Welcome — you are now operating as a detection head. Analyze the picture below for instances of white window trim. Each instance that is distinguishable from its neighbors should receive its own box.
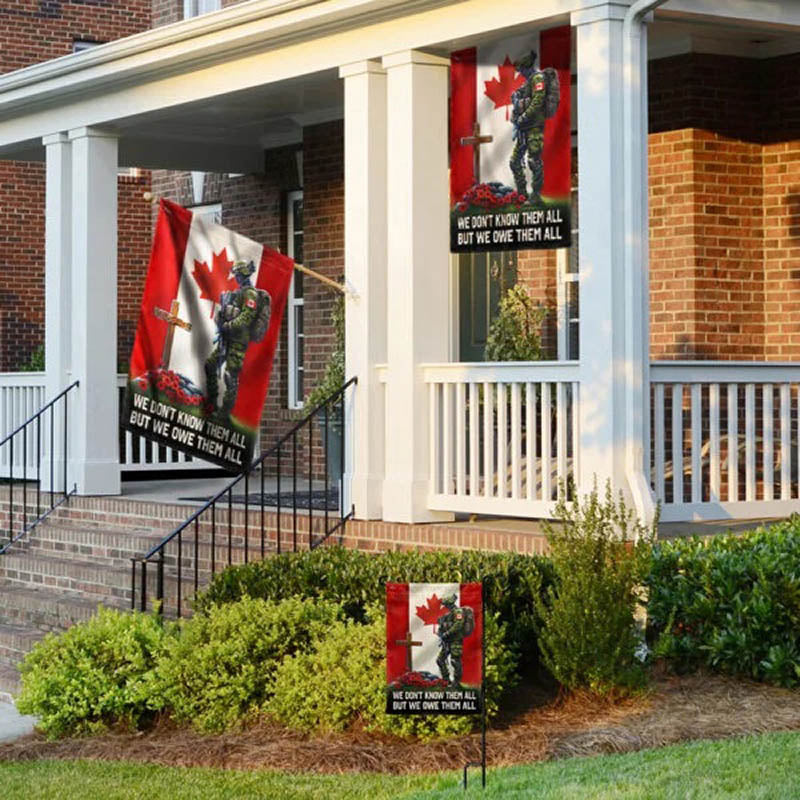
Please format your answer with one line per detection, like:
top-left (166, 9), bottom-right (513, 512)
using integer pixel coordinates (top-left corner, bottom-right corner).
top-left (188, 202), bottom-right (221, 225)
top-left (557, 183), bottom-right (579, 361)
top-left (183, 0), bottom-right (221, 19)
top-left (287, 190), bottom-right (304, 410)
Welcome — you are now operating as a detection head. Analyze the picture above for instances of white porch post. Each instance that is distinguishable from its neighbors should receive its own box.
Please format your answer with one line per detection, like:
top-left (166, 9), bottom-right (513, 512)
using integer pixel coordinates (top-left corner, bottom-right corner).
top-left (68, 127), bottom-right (120, 495)
top-left (340, 60), bottom-right (387, 519)
top-left (571, 4), bottom-right (630, 500)
top-left (42, 133), bottom-right (72, 492)
top-left (381, 50), bottom-right (452, 524)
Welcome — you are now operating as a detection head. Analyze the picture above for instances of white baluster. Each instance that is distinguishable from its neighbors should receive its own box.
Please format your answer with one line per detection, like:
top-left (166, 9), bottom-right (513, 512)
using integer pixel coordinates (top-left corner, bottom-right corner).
top-left (780, 383), bottom-right (791, 500)
top-left (709, 383), bottom-right (720, 503)
top-left (483, 381), bottom-right (493, 499)
top-left (557, 382), bottom-right (567, 495)
top-left (511, 382), bottom-right (521, 500)
top-left (745, 383), bottom-right (755, 502)
top-left (727, 384), bottom-right (738, 502)
top-left (497, 382), bottom-right (506, 499)
top-left (541, 383), bottom-right (552, 502)
top-left (691, 383), bottom-right (701, 503)
top-left (654, 383), bottom-right (665, 501)
top-left (469, 382), bottom-right (479, 497)
top-left (671, 384), bottom-right (683, 505)
top-left (763, 384), bottom-right (773, 501)
top-left (526, 383), bottom-right (535, 501)
top-left (456, 382), bottom-right (466, 497)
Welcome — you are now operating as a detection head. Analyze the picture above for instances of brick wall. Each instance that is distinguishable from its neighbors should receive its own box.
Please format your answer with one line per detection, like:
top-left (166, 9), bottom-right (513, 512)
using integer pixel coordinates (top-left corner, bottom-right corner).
top-left (0, 0), bottom-right (152, 371)
top-left (648, 52), bottom-right (799, 362)
top-left (648, 129), bottom-right (765, 360)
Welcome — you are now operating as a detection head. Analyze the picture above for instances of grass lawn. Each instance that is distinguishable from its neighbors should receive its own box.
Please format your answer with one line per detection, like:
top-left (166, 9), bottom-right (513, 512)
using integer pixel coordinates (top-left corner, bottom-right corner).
top-left (3, 732), bottom-right (800, 799)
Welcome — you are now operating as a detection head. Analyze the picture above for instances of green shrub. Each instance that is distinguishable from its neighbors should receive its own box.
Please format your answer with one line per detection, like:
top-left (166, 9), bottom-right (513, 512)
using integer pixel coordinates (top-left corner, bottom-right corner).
top-left (155, 596), bottom-right (343, 733)
top-left (535, 483), bottom-right (655, 693)
top-left (268, 610), bottom-right (516, 740)
top-left (485, 284), bottom-right (548, 362)
top-left (16, 607), bottom-right (172, 739)
top-left (647, 516), bottom-right (800, 687)
top-left (196, 547), bottom-right (553, 669)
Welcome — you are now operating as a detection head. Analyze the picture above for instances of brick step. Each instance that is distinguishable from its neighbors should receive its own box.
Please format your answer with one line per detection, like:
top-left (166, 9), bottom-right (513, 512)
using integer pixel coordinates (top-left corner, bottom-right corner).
top-left (0, 623), bottom-right (45, 670)
top-left (0, 663), bottom-right (21, 697)
top-left (0, 552), bottom-right (202, 607)
top-left (0, 582), bottom-right (116, 632)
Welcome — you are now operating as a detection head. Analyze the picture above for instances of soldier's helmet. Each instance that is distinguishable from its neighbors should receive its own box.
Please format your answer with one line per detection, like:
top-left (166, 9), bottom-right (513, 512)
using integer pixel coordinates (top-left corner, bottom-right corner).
top-left (515, 50), bottom-right (538, 77)
top-left (442, 593), bottom-right (458, 609)
top-left (231, 260), bottom-right (256, 285)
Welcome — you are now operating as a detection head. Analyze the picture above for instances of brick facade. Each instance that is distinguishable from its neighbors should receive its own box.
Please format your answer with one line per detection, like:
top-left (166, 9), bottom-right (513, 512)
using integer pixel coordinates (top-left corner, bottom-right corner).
top-left (1, 1), bottom-right (799, 445)
top-left (648, 53), bottom-right (800, 362)
top-left (0, 0), bottom-right (152, 371)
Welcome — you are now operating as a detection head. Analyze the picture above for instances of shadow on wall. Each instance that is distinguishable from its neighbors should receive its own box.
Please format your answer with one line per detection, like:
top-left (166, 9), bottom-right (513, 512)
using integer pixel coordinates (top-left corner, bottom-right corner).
top-left (788, 191), bottom-right (800, 241)
top-left (0, 294), bottom-right (42, 372)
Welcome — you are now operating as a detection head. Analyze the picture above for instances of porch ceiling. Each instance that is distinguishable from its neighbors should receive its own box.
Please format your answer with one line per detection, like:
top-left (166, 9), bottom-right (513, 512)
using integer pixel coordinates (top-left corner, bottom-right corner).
top-left (0, 0), bottom-right (797, 171)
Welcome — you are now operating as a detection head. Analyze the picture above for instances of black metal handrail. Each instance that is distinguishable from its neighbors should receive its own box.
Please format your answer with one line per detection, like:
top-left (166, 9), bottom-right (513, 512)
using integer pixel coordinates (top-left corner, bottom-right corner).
top-left (131, 377), bottom-right (357, 617)
top-left (0, 380), bottom-right (79, 555)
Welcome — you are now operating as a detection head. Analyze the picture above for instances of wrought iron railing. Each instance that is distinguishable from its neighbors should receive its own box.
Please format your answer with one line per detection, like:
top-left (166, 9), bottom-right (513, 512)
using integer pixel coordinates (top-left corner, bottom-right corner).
top-left (0, 380), bottom-right (79, 554)
top-left (131, 377), bottom-right (356, 617)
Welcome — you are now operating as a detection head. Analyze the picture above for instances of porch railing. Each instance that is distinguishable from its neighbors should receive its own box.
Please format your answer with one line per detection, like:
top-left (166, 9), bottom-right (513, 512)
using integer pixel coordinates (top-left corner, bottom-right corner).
top-left (0, 380), bottom-right (79, 553)
top-left (131, 378), bottom-right (356, 617)
top-left (0, 373), bottom-right (214, 473)
top-left (423, 362), bottom-right (579, 518)
top-left (650, 362), bottom-right (800, 522)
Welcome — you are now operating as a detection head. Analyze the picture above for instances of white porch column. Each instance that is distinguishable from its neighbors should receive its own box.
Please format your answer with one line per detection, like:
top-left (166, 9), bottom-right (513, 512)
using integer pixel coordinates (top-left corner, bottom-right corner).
top-left (340, 60), bottom-right (387, 519)
top-left (42, 133), bottom-right (72, 492)
top-left (572, 4), bottom-right (630, 500)
top-left (381, 50), bottom-right (452, 524)
top-left (68, 127), bottom-right (120, 495)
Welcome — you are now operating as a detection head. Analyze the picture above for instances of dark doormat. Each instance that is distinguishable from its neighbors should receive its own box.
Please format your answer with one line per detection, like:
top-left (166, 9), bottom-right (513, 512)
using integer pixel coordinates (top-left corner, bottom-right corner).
top-left (179, 489), bottom-right (339, 511)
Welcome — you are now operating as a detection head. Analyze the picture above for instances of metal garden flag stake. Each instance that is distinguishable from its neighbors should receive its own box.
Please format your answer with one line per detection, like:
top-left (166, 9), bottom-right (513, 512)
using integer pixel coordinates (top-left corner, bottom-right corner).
top-left (450, 26), bottom-right (571, 253)
top-left (123, 198), bottom-right (294, 472)
top-left (386, 583), bottom-right (487, 786)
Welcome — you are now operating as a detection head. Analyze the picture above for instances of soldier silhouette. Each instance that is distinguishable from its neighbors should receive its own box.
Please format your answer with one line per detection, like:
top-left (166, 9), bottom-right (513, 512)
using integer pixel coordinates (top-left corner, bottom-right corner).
top-left (204, 260), bottom-right (270, 422)
top-left (509, 51), bottom-right (560, 204)
top-left (436, 593), bottom-right (475, 687)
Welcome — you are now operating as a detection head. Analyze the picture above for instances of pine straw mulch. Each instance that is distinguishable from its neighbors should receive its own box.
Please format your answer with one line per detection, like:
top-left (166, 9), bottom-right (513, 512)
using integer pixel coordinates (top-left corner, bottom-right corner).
top-left (2, 673), bottom-right (800, 774)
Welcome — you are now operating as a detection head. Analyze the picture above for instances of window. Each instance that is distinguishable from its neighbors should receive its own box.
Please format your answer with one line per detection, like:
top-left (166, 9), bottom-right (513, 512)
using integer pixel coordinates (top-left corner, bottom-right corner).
top-left (287, 191), bottom-right (304, 409)
top-left (557, 180), bottom-right (579, 360)
top-left (72, 40), bottom-right (102, 54)
top-left (183, 0), bottom-right (221, 18)
top-left (189, 202), bottom-right (222, 225)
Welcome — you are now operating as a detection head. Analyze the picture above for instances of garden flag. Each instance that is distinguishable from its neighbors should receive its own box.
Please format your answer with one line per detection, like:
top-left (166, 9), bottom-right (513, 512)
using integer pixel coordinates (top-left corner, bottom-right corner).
top-left (123, 199), bottom-right (294, 472)
top-left (450, 26), bottom-right (571, 252)
top-left (386, 582), bottom-right (483, 715)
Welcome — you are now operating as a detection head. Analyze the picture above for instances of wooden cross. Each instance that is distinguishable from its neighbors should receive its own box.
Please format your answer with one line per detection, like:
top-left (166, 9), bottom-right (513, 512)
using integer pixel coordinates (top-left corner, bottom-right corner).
top-left (460, 122), bottom-right (494, 184)
top-left (395, 630), bottom-right (423, 673)
top-left (153, 299), bottom-right (192, 370)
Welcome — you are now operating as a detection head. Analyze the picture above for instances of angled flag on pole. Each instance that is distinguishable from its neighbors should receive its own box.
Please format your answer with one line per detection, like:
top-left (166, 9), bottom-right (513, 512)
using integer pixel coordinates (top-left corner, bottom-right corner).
top-left (123, 199), bottom-right (294, 472)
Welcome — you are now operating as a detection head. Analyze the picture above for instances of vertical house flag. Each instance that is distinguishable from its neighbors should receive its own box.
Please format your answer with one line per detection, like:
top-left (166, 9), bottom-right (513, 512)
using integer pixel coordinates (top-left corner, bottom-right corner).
top-left (124, 199), bottom-right (294, 472)
top-left (386, 583), bottom-right (483, 714)
top-left (450, 26), bottom-right (571, 252)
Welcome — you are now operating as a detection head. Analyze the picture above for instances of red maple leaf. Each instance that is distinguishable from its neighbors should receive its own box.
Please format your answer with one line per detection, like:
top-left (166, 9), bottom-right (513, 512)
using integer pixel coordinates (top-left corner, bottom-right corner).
top-left (191, 247), bottom-right (237, 316)
top-left (484, 55), bottom-right (525, 120)
top-left (416, 594), bottom-right (448, 631)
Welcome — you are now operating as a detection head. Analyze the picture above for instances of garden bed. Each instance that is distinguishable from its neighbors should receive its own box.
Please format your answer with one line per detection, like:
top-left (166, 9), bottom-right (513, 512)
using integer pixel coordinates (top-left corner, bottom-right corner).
top-left (3, 673), bottom-right (800, 774)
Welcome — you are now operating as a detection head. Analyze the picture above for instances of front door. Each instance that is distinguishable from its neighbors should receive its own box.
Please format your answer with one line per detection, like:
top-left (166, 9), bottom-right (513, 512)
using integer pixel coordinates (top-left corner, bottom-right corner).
top-left (458, 252), bottom-right (517, 361)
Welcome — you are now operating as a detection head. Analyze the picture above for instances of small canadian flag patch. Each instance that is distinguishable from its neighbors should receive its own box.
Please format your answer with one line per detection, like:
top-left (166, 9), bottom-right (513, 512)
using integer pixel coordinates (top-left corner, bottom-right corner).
top-left (535, 81), bottom-right (544, 90)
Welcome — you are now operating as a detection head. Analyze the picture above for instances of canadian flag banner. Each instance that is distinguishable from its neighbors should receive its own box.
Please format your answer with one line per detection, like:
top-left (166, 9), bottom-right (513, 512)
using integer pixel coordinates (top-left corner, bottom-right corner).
top-left (450, 26), bottom-right (571, 252)
top-left (386, 582), bottom-right (483, 715)
top-left (123, 199), bottom-right (294, 472)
